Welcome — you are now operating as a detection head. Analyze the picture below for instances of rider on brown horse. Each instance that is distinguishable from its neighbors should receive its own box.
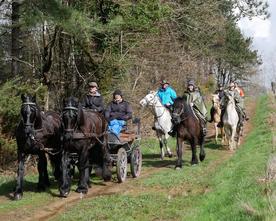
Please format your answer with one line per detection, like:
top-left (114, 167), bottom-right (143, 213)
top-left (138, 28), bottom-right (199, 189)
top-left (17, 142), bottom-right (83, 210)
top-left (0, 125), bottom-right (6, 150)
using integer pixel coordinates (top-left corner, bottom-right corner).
top-left (183, 80), bottom-right (208, 136)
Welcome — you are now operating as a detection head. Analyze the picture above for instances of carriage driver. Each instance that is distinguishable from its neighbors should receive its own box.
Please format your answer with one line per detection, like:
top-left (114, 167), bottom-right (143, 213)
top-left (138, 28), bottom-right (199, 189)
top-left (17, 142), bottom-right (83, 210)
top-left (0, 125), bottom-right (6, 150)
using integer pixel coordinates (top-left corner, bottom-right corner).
top-left (183, 80), bottom-right (208, 135)
top-left (82, 82), bottom-right (104, 112)
top-left (218, 82), bottom-right (246, 129)
top-left (105, 89), bottom-right (133, 136)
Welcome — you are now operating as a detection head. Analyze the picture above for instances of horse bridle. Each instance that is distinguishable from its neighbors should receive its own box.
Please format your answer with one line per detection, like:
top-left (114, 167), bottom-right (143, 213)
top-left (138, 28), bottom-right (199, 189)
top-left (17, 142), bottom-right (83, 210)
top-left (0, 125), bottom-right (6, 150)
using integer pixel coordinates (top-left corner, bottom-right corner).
top-left (21, 102), bottom-right (37, 127)
top-left (172, 103), bottom-right (190, 122)
top-left (62, 106), bottom-right (79, 133)
top-left (144, 93), bottom-right (167, 119)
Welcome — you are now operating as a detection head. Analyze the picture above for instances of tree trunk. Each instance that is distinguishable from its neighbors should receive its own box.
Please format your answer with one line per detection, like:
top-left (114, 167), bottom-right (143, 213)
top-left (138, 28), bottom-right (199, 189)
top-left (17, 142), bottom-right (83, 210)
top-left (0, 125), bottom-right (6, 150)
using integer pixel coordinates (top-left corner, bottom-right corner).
top-left (11, 0), bottom-right (21, 76)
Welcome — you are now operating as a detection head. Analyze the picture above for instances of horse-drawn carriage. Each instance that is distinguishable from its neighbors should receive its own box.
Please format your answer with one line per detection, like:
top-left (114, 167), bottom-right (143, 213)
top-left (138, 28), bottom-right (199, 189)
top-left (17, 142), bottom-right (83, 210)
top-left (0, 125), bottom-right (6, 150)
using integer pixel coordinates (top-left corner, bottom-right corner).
top-left (107, 117), bottom-right (142, 183)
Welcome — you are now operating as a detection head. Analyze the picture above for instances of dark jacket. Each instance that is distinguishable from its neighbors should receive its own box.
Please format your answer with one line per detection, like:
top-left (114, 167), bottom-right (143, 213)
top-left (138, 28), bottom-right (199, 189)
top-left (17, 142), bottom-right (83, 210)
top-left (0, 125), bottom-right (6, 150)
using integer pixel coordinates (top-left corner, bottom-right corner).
top-left (82, 92), bottom-right (104, 112)
top-left (105, 100), bottom-right (132, 122)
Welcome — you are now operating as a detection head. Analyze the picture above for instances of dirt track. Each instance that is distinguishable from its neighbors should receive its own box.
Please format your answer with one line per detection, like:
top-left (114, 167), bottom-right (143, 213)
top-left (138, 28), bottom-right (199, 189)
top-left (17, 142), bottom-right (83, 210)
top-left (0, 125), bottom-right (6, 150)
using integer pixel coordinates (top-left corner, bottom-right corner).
top-left (0, 100), bottom-right (256, 221)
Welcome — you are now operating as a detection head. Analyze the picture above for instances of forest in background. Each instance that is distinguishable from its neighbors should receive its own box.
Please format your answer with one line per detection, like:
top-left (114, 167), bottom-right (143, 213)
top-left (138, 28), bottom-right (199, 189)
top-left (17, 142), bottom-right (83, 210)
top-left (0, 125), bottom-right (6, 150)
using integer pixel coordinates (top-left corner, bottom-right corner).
top-left (0, 0), bottom-right (269, 167)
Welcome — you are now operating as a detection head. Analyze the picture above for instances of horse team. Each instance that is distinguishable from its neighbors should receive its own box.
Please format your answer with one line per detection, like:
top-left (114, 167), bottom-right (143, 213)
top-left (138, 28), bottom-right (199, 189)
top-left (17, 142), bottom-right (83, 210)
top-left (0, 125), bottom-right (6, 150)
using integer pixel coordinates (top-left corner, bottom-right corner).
top-left (14, 88), bottom-right (243, 200)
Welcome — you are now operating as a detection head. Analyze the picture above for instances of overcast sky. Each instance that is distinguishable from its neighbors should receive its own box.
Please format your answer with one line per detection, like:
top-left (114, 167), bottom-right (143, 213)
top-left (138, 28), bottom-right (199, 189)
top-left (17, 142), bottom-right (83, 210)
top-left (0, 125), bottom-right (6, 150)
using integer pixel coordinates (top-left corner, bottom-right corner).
top-left (238, 0), bottom-right (276, 87)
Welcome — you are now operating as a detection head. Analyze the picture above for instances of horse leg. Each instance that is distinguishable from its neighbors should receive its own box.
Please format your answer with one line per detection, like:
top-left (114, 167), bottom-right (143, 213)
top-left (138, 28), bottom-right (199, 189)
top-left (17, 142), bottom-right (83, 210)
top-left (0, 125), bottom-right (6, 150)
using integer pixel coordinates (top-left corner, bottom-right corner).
top-left (199, 135), bottom-right (206, 162)
top-left (101, 135), bottom-right (112, 182)
top-left (229, 126), bottom-right (235, 151)
top-left (50, 152), bottom-right (62, 181)
top-left (164, 135), bottom-right (173, 158)
top-left (221, 127), bottom-right (225, 144)
top-left (191, 139), bottom-right (198, 165)
top-left (175, 137), bottom-right (183, 169)
top-left (76, 149), bottom-right (89, 194)
top-left (37, 152), bottom-right (50, 191)
top-left (159, 137), bottom-right (165, 160)
top-left (14, 151), bottom-right (26, 200)
top-left (59, 151), bottom-right (71, 197)
top-left (214, 123), bottom-right (218, 144)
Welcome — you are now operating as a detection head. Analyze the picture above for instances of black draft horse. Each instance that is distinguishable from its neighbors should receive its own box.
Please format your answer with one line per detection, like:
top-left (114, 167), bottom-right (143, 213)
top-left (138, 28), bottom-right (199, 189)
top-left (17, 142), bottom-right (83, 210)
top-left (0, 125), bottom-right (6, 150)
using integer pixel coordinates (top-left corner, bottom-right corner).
top-left (14, 94), bottom-right (62, 200)
top-left (172, 97), bottom-right (206, 169)
top-left (59, 97), bottom-right (111, 197)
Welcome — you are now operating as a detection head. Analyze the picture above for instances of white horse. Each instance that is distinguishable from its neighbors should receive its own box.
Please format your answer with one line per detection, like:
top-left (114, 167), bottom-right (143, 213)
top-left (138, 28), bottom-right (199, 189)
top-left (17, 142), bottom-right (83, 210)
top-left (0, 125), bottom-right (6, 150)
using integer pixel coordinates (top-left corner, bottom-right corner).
top-left (222, 93), bottom-right (240, 151)
top-left (210, 94), bottom-right (224, 144)
top-left (139, 91), bottom-right (173, 159)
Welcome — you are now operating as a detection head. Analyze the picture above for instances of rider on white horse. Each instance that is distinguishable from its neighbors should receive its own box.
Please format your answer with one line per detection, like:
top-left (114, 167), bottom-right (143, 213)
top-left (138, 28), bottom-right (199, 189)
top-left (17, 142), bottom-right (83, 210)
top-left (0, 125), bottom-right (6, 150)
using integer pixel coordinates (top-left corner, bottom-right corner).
top-left (183, 80), bottom-right (208, 136)
top-left (219, 82), bottom-right (247, 130)
top-left (152, 79), bottom-right (177, 132)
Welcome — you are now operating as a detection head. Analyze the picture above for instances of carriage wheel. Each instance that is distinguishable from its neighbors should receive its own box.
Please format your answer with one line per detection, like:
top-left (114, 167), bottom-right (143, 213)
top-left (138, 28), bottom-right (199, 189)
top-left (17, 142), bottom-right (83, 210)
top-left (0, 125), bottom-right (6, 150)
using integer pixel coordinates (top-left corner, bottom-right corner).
top-left (130, 147), bottom-right (142, 178)
top-left (116, 148), bottom-right (128, 183)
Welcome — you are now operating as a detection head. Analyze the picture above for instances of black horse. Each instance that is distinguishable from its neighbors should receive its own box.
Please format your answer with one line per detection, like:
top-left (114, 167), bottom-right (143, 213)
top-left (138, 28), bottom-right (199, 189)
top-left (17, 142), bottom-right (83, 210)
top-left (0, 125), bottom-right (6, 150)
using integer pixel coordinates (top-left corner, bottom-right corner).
top-left (171, 97), bottom-right (206, 169)
top-left (14, 94), bottom-right (62, 200)
top-left (59, 97), bottom-right (111, 197)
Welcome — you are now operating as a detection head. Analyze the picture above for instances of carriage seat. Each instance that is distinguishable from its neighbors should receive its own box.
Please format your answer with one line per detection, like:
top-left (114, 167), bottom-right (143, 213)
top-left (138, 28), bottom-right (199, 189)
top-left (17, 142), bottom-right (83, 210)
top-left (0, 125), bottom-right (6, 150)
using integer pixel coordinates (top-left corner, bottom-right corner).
top-left (119, 117), bottom-right (140, 142)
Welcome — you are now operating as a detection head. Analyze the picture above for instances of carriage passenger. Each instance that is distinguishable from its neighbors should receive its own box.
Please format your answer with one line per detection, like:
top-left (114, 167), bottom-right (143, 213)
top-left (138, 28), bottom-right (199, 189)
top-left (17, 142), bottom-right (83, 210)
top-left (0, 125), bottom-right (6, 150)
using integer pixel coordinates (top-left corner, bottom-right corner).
top-left (157, 79), bottom-right (177, 111)
top-left (105, 89), bottom-right (133, 136)
top-left (183, 80), bottom-right (208, 135)
top-left (82, 82), bottom-right (104, 112)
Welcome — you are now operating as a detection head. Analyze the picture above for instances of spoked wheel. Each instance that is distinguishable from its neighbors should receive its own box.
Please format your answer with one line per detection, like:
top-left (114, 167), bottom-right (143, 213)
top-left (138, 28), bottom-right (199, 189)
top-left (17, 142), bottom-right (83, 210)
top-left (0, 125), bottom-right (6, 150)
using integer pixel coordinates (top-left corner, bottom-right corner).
top-left (130, 146), bottom-right (142, 178)
top-left (116, 148), bottom-right (128, 183)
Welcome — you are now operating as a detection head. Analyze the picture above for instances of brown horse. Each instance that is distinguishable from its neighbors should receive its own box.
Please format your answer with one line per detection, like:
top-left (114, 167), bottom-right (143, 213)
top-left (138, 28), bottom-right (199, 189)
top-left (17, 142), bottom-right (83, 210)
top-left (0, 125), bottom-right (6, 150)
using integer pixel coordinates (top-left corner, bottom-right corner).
top-left (209, 94), bottom-right (224, 144)
top-left (59, 97), bottom-right (111, 197)
top-left (172, 97), bottom-right (206, 169)
top-left (14, 94), bottom-right (62, 200)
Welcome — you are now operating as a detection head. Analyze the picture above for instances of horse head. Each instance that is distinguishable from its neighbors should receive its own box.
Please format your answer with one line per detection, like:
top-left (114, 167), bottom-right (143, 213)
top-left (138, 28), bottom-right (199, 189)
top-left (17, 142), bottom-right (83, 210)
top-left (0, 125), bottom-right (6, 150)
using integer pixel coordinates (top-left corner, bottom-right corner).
top-left (20, 94), bottom-right (39, 136)
top-left (172, 97), bottom-right (187, 124)
top-left (212, 94), bottom-right (220, 109)
top-left (62, 97), bottom-right (81, 137)
top-left (224, 92), bottom-right (235, 107)
top-left (139, 91), bottom-right (159, 107)
top-left (62, 96), bottom-right (80, 130)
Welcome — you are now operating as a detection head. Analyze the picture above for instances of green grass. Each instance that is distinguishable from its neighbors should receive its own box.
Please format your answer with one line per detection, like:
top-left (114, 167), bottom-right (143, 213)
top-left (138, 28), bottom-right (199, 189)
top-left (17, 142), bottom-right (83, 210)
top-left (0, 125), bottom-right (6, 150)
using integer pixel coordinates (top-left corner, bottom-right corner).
top-left (50, 96), bottom-right (274, 221)
top-left (0, 96), bottom-right (274, 221)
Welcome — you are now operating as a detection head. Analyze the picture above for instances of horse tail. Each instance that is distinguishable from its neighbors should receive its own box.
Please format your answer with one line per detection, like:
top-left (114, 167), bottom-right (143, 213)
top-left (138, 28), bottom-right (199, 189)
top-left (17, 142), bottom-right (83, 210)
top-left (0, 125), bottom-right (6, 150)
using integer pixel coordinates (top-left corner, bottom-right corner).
top-left (209, 107), bottom-right (215, 123)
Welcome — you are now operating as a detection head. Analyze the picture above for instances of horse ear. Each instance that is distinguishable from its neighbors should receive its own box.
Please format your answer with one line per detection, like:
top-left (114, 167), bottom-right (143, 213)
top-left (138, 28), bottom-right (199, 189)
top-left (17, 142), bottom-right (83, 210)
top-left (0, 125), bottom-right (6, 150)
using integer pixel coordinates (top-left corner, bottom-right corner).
top-left (21, 94), bottom-right (26, 101)
top-left (32, 94), bottom-right (37, 103)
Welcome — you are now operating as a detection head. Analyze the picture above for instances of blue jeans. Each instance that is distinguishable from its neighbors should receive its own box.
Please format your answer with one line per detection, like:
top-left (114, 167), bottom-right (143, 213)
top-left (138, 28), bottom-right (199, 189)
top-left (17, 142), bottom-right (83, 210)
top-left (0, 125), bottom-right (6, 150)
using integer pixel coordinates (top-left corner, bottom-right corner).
top-left (108, 119), bottom-right (126, 136)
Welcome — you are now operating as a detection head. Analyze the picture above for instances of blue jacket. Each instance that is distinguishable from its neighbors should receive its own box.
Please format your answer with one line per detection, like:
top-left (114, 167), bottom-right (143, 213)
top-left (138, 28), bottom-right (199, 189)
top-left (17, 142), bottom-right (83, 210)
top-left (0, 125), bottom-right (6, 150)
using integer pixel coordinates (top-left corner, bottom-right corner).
top-left (157, 86), bottom-right (177, 106)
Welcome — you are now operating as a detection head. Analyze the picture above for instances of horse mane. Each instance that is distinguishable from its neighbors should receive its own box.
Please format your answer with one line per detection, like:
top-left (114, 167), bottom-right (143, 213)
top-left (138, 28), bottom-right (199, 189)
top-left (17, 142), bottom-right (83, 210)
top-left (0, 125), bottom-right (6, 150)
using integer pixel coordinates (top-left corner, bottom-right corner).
top-left (77, 103), bottom-right (85, 126)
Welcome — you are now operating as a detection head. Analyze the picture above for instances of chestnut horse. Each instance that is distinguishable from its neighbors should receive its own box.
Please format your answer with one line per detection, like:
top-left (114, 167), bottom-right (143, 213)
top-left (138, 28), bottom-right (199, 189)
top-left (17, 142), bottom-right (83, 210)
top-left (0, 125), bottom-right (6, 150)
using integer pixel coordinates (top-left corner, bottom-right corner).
top-left (59, 97), bottom-right (111, 197)
top-left (14, 94), bottom-right (62, 200)
top-left (209, 94), bottom-right (224, 144)
top-left (171, 97), bottom-right (206, 169)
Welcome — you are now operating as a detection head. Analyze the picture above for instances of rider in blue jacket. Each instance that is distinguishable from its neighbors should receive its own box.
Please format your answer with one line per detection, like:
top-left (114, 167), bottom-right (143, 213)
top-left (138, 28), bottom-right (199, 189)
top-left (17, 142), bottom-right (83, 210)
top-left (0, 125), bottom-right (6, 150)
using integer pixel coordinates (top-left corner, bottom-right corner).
top-left (157, 79), bottom-right (177, 111)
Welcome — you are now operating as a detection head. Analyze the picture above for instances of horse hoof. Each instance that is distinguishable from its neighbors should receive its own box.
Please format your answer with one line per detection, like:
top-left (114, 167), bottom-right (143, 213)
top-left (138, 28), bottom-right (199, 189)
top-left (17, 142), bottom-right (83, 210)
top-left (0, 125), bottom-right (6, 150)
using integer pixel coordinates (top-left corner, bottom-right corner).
top-left (168, 153), bottom-right (173, 158)
top-left (60, 191), bottom-right (69, 198)
top-left (199, 154), bottom-right (205, 162)
top-left (191, 161), bottom-right (198, 165)
top-left (76, 187), bottom-right (88, 194)
top-left (14, 193), bottom-right (22, 200)
top-left (175, 166), bottom-right (182, 170)
top-left (37, 185), bottom-right (46, 192)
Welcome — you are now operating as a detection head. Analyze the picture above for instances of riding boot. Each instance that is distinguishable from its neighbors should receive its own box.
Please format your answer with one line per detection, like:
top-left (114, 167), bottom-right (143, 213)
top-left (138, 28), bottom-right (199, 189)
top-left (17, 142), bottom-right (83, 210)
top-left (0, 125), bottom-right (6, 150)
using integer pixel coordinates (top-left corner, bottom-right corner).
top-left (152, 126), bottom-right (156, 131)
top-left (243, 110), bottom-right (249, 121)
